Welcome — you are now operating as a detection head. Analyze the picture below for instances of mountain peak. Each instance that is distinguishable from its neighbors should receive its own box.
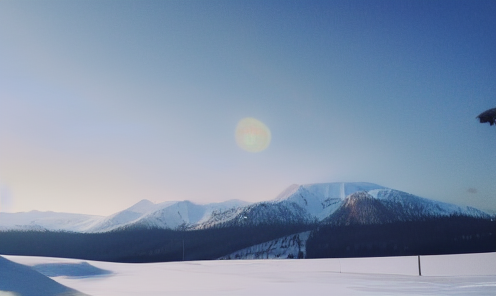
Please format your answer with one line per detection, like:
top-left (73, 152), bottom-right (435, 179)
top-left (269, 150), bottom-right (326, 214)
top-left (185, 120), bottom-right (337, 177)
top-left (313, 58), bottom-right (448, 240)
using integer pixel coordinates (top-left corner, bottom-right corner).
top-left (125, 199), bottom-right (156, 214)
top-left (0, 182), bottom-right (490, 233)
top-left (300, 182), bottom-right (385, 200)
top-left (273, 184), bottom-right (300, 202)
top-left (325, 191), bottom-right (395, 225)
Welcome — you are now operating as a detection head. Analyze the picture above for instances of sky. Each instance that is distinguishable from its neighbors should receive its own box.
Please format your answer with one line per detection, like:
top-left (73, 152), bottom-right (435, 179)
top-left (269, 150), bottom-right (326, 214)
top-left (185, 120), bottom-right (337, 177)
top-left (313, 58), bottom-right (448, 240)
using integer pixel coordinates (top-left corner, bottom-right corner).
top-left (0, 0), bottom-right (495, 216)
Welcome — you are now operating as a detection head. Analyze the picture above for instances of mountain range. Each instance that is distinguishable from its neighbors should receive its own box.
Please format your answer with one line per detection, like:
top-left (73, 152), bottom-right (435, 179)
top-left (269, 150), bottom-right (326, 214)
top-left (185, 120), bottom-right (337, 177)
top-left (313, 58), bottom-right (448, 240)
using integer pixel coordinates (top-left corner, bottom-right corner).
top-left (0, 182), bottom-right (490, 233)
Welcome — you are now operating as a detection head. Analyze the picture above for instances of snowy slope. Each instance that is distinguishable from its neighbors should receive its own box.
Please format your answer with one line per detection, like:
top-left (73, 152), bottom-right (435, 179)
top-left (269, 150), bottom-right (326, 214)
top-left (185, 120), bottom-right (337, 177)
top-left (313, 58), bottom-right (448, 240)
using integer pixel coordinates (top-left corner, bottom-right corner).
top-left (324, 191), bottom-right (396, 225)
top-left (219, 231), bottom-right (311, 260)
top-left (0, 200), bottom-right (251, 233)
top-left (369, 188), bottom-right (490, 219)
top-left (195, 201), bottom-right (315, 228)
top-left (0, 256), bottom-right (87, 296)
top-left (107, 199), bottom-right (251, 231)
top-left (325, 188), bottom-right (490, 225)
top-left (272, 182), bottom-right (386, 220)
top-left (87, 200), bottom-right (183, 232)
top-left (198, 182), bottom-right (387, 228)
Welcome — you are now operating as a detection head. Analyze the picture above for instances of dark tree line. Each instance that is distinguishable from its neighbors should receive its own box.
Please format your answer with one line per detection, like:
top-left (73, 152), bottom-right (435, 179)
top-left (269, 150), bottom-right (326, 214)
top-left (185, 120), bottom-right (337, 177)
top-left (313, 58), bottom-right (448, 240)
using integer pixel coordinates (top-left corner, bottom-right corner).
top-left (0, 224), bottom-right (311, 263)
top-left (306, 216), bottom-right (495, 258)
top-left (0, 216), bottom-right (493, 262)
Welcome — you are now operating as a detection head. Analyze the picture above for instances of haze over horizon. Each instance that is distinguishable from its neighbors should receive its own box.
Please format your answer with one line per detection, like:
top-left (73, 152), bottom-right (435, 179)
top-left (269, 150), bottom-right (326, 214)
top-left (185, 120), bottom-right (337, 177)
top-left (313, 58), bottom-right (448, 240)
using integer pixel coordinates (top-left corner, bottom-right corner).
top-left (1, 1), bottom-right (495, 216)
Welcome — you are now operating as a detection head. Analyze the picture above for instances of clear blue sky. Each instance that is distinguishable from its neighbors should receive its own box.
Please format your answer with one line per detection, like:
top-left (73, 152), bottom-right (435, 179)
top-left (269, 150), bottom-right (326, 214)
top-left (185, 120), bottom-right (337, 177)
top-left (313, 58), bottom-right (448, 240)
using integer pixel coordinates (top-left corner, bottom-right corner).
top-left (0, 0), bottom-right (495, 215)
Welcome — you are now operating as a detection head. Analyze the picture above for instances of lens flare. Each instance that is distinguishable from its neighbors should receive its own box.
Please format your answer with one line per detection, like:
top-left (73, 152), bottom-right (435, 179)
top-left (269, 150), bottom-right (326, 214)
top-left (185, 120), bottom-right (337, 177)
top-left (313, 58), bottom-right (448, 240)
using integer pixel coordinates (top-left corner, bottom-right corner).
top-left (235, 117), bottom-right (271, 153)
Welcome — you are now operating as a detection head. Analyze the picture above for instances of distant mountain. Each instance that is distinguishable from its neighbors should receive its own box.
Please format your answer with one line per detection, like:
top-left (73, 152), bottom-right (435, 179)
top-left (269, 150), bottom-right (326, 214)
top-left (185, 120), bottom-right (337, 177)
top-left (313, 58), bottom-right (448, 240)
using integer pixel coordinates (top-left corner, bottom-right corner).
top-left (370, 188), bottom-right (488, 219)
top-left (0, 182), bottom-right (490, 233)
top-left (193, 182), bottom-right (488, 229)
top-left (88, 199), bottom-right (250, 232)
top-left (86, 199), bottom-right (159, 233)
top-left (324, 191), bottom-right (395, 225)
top-left (323, 188), bottom-right (489, 226)
top-left (195, 201), bottom-right (314, 229)
top-left (0, 211), bottom-right (102, 232)
top-left (273, 182), bottom-right (385, 219)
top-left (195, 182), bottom-right (386, 228)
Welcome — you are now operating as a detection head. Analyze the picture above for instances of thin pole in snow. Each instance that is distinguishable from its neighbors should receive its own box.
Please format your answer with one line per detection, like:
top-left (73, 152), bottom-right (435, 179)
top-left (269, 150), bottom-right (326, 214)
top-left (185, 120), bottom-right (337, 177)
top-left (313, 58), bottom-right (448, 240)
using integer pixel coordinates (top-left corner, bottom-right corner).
top-left (418, 255), bottom-right (422, 276)
top-left (182, 239), bottom-right (185, 261)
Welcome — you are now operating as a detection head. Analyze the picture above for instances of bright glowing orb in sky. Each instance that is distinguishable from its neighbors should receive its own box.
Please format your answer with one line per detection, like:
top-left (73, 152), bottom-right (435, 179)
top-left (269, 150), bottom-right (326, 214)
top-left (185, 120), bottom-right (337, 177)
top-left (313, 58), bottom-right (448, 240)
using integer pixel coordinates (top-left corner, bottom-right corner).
top-left (235, 117), bottom-right (271, 153)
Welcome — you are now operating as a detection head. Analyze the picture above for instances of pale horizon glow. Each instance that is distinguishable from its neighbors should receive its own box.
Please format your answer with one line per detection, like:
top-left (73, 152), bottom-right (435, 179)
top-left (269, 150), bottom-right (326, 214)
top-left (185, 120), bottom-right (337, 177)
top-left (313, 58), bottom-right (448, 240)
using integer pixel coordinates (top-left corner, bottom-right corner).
top-left (0, 1), bottom-right (495, 216)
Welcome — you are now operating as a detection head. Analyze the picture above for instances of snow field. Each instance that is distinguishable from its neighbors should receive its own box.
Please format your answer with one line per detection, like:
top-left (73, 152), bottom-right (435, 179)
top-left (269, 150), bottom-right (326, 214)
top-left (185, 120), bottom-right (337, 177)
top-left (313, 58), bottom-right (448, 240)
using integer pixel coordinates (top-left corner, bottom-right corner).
top-left (3, 252), bottom-right (496, 296)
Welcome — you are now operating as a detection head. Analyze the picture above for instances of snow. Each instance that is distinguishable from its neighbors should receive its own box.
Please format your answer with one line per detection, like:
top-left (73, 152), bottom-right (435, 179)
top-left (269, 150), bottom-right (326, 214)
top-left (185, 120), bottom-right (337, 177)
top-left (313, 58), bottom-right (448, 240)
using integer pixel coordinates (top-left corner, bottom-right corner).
top-left (128, 199), bottom-right (253, 230)
top-left (2, 253), bottom-right (495, 296)
top-left (0, 211), bottom-right (103, 232)
top-left (421, 253), bottom-right (496, 276)
top-left (272, 182), bottom-right (389, 221)
top-left (87, 199), bottom-right (252, 232)
top-left (32, 261), bottom-right (112, 278)
top-left (220, 231), bottom-right (311, 259)
top-left (0, 256), bottom-right (86, 296)
top-left (368, 189), bottom-right (490, 218)
top-left (0, 199), bottom-right (253, 233)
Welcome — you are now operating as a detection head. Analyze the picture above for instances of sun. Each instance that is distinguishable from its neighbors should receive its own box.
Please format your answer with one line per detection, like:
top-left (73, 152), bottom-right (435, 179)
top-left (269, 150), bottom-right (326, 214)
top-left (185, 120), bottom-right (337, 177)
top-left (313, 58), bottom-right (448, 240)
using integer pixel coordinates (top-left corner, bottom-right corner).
top-left (235, 117), bottom-right (271, 153)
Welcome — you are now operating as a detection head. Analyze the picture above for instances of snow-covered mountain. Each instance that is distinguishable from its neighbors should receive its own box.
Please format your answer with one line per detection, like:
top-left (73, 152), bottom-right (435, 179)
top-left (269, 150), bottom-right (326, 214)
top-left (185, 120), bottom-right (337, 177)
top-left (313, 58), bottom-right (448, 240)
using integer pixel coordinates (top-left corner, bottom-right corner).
top-left (324, 188), bottom-right (490, 226)
top-left (195, 201), bottom-right (315, 229)
top-left (324, 191), bottom-right (395, 225)
top-left (86, 199), bottom-right (159, 233)
top-left (273, 182), bottom-right (385, 220)
top-left (0, 211), bottom-right (103, 232)
top-left (0, 199), bottom-right (250, 233)
top-left (195, 182), bottom-right (386, 229)
top-left (369, 188), bottom-right (489, 219)
top-left (87, 199), bottom-right (250, 232)
top-left (0, 182), bottom-right (490, 233)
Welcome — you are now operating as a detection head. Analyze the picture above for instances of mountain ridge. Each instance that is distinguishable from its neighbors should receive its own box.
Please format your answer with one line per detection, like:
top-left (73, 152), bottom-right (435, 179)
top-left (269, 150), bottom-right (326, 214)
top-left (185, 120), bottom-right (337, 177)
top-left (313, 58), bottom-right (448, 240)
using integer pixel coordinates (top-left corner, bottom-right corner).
top-left (0, 182), bottom-right (490, 233)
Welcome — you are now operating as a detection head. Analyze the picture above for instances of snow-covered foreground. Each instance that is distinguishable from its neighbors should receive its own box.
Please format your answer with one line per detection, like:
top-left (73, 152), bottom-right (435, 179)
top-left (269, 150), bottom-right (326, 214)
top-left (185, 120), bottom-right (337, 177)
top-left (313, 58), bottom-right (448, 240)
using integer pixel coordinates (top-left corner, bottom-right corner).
top-left (2, 253), bottom-right (496, 296)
